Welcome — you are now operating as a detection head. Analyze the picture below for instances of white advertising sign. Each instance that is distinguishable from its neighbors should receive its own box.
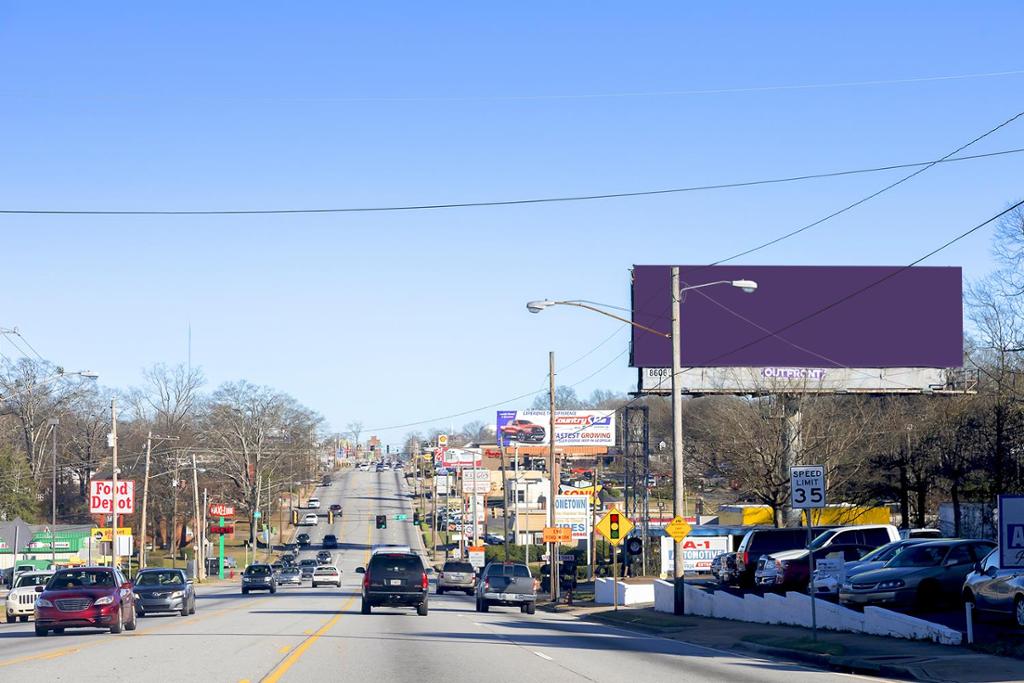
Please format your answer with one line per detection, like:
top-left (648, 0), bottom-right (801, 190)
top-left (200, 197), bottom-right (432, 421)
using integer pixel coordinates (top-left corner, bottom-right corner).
top-left (435, 475), bottom-right (453, 494)
top-left (89, 480), bottom-right (136, 514)
top-left (443, 447), bottom-right (483, 469)
top-left (462, 470), bottom-right (491, 494)
top-left (790, 465), bottom-right (825, 510)
top-left (660, 535), bottom-right (731, 574)
top-left (814, 557), bottom-right (846, 586)
top-left (639, 366), bottom-right (951, 395)
top-left (496, 410), bottom-right (616, 447)
top-left (468, 547), bottom-right (486, 569)
top-left (554, 495), bottom-right (591, 540)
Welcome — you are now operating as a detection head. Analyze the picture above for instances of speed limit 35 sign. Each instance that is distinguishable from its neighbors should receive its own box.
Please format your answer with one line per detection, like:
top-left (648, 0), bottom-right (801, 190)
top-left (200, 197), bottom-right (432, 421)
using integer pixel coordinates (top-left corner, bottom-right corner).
top-left (790, 465), bottom-right (826, 509)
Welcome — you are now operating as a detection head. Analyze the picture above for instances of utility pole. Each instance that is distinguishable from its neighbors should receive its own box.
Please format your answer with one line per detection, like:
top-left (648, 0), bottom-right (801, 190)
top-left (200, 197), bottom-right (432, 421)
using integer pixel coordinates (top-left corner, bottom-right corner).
top-left (170, 457), bottom-right (180, 569)
top-left (548, 350), bottom-right (558, 606)
top-left (140, 432), bottom-right (152, 570)
top-left (110, 398), bottom-right (120, 571)
top-left (49, 418), bottom-right (59, 568)
top-left (671, 267), bottom-right (686, 615)
top-left (191, 453), bottom-right (203, 581)
top-left (499, 441), bottom-right (509, 558)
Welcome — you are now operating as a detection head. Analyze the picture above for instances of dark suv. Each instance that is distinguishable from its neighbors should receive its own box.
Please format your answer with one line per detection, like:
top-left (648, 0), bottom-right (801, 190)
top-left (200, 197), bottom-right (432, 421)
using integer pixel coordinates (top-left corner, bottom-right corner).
top-left (735, 527), bottom-right (818, 587)
top-left (322, 534), bottom-right (338, 550)
top-left (358, 551), bottom-right (428, 616)
top-left (241, 564), bottom-right (277, 595)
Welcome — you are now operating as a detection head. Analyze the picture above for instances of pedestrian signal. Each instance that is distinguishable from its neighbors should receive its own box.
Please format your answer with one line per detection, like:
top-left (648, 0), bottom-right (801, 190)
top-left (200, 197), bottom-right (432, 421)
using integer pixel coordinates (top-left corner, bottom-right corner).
top-left (376, 514), bottom-right (387, 529)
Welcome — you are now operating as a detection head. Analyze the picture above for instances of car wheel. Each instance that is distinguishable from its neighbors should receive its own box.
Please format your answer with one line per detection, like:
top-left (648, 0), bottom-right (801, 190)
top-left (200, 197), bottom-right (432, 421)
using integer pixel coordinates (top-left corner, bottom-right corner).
top-left (180, 602), bottom-right (189, 617)
top-left (312, 583), bottom-right (318, 588)
top-left (20, 615), bottom-right (28, 623)
top-left (524, 602), bottom-right (536, 615)
top-left (190, 599), bottom-right (196, 615)
top-left (110, 609), bottom-right (123, 634)
top-left (437, 587), bottom-right (444, 595)
top-left (417, 602), bottom-right (428, 616)
top-left (126, 609), bottom-right (138, 631)
top-left (34, 626), bottom-right (47, 637)
top-left (53, 627), bottom-right (65, 634)
top-left (5, 615), bottom-right (14, 624)
top-left (1015, 596), bottom-right (1024, 628)
top-left (361, 600), bottom-right (371, 615)
top-left (916, 580), bottom-right (941, 610)
top-left (480, 599), bottom-right (489, 613)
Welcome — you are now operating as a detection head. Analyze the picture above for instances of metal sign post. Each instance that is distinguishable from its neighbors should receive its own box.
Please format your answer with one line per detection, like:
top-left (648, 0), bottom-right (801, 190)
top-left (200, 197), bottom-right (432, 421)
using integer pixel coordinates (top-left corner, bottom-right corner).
top-left (791, 465), bottom-right (825, 640)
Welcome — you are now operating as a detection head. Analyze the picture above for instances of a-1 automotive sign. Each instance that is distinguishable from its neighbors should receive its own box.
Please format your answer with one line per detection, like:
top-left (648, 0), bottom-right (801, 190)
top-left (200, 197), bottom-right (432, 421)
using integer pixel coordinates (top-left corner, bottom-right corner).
top-left (496, 410), bottom-right (616, 447)
top-left (660, 535), bottom-right (731, 573)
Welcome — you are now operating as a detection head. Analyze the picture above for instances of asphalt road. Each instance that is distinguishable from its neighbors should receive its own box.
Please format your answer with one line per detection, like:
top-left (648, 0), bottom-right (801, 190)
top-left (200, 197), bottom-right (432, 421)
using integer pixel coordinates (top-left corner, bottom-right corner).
top-left (0, 468), bottom-right (880, 682)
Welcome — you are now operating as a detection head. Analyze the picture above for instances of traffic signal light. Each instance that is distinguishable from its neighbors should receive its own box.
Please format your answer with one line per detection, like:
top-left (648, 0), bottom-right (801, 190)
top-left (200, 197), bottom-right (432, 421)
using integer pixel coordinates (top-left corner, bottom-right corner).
top-left (609, 512), bottom-right (620, 541)
top-left (328, 510), bottom-right (335, 524)
top-left (376, 514), bottom-right (387, 529)
top-left (370, 445), bottom-right (376, 452)
top-left (291, 510), bottom-right (298, 525)
top-left (626, 537), bottom-right (643, 555)
top-left (386, 445), bottom-right (390, 454)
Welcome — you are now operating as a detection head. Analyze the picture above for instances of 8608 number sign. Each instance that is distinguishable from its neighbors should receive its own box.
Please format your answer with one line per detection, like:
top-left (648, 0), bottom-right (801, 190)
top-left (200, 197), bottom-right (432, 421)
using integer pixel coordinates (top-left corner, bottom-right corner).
top-left (790, 465), bottom-right (826, 509)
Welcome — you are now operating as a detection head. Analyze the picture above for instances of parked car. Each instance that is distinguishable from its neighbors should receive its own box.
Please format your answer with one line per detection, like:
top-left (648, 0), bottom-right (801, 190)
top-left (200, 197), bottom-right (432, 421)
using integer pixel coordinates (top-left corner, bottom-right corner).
top-left (812, 539), bottom-right (933, 597)
top-left (307, 497), bottom-right (321, 509)
top-left (358, 463), bottom-right (370, 472)
top-left (756, 543), bottom-right (874, 591)
top-left (322, 534), bottom-right (339, 550)
top-left (436, 560), bottom-right (476, 595)
top-left (329, 504), bottom-right (342, 513)
top-left (5, 571), bottom-right (53, 623)
top-left (302, 513), bottom-right (319, 526)
top-left (312, 565), bottom-right (342, 588)
top-left (277, 566), bottom-right (303, 586)
top-left (316, 551), bottom-right (333, 565)
top-left (839, 539), bottom-right (995, 609)
top-left (299, 558), bottom-right (319, 580)
top-left (33, 567), bottom-right (138, 636)
top-left (296, 533), bottom-right (311, 547)
top-left (241, 564), bottom-right (277, 595)
top-left (499, 419), bottom-right (546, 443)
top-left (735, 528), bottom-right (810, 587)
top-left (133, 568), bottom-right (195, 617)
top-left (359, 550), bottom-right (429, 616)
top-left (710, 552), bottom-right (739, 586)
top-left (483, 534), bottom-right (505, 545)
top-left (963, 548), bottom-right (1024, 626)
top-left (900, 528), bottom-right (943, 539)
top-left (475, 561), bottom-right (538, 614)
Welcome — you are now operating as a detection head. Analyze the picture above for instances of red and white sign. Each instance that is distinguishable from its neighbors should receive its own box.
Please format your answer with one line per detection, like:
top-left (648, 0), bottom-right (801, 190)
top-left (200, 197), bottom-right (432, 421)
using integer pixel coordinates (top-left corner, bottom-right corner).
top-left (442, 447), bottom-right (482, 469)
top-left (89, 480), bottom-right (135, 514)
top-left (208, 503), bottom-right (235, 518)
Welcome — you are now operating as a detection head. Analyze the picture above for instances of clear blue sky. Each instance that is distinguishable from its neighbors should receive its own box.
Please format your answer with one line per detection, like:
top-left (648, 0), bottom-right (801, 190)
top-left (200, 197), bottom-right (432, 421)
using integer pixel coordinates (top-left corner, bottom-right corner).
top-left (1, 2), bottom-right (1022, 442)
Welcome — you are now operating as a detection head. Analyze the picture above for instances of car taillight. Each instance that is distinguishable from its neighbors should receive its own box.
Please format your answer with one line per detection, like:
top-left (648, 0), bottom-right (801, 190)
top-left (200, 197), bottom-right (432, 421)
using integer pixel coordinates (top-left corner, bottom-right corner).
top-left (533, 579), bottom-right (540, 592)
top-left (363, 572), bottom-right (370, 588)
top-left (484, 578), bottom-right (490, 590)
top-left (421, 573), bottom-right (428, 590)
top-left (742, 552), bottom-right (749, 566)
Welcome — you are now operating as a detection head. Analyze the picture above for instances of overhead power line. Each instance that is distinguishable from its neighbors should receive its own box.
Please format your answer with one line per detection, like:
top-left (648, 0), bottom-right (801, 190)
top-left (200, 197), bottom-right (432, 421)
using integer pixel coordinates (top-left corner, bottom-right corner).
top-left (0, 148), bottom-right (1021, 216)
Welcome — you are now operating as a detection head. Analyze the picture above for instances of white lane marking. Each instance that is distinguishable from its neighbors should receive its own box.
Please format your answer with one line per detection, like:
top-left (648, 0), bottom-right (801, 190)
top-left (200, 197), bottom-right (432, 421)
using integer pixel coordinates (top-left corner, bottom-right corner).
top-left (534, 651), bottom-right (553, 661)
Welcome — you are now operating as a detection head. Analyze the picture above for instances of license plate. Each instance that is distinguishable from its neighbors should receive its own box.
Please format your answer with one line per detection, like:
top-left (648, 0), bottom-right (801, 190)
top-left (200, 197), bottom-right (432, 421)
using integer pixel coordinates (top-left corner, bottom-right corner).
top-left (388, 579), bottom-right (402, 586)
top-left (499, 593), bottom-right (517, 601)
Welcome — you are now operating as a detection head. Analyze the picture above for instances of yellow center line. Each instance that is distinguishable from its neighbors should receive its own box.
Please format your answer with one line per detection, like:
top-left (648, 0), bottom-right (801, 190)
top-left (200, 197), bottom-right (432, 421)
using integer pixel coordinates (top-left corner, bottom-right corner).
top-left (260, 474), bottom-right (374, 683)
top-left (277, 646), bottom-right (291, 654)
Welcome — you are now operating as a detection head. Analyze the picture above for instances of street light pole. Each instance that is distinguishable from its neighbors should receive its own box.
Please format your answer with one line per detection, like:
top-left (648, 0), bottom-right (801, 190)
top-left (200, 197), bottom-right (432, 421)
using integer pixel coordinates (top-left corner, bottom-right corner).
top-left (670, 267), bottom-right (686, 615)
top-left (548, 350), bottom-right (558, 607)
top-left (49, 418), bottom-right (59, 568)
top-left (110, 398), bottom-right (119, 571)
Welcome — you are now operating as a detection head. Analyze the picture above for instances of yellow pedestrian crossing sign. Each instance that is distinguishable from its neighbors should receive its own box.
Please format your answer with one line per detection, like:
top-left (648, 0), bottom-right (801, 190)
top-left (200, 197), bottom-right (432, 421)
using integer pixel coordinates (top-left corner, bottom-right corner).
top-left (665, 516), bottom-right (692, 542)
top-left (596, 509), bottom-right (634, 546)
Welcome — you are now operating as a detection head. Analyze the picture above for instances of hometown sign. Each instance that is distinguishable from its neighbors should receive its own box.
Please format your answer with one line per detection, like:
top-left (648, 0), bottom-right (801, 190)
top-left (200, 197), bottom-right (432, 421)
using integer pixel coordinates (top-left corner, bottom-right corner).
top-left (89, 480), bottom-right (135, 514)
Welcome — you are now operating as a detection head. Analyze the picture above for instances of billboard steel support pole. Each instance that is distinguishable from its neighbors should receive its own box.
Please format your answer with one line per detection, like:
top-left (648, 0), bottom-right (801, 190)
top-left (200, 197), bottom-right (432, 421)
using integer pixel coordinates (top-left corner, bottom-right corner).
top-left (549, 350), bottom-right (558, 607)
top-left (671, 267), bottom-right (686, 615)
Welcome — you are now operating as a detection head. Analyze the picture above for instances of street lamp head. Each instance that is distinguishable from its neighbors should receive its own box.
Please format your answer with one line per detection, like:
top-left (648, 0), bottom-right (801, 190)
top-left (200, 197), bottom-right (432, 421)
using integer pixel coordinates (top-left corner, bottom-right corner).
top-left (526, 299), bottom-right (556, 314)
top-left (731, 279), bottom-right (758, 294)
top-left (78, 371), bottom-right (100, 379)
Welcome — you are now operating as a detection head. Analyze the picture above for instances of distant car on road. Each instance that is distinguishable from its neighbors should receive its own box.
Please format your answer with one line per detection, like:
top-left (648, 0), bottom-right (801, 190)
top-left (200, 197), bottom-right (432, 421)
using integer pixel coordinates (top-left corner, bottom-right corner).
top-left (299, 559), bottom-right (318, 580)
top-left (475, 562), bottom-right (537, 614)
top-left (322, 534), bottom-right (339, 549)
top-left (134, 568), bottom-right (195, 617)
top-left (312, 566), bottom-right (342, 588)
top-left (963, 548), bottom-right (1024, 626)
top-left (302, 513), bottom-right (319, 526)
top-left (329, 503), bottom-right (342, 513)
top-left (296, 533), bottom-right (311, 547)
top-left (241, 564), bottom-right (277, 595)
top-left (5, 571), bottom-right (53, 622)
top-left (307, 497), bottom-right (321, 509)
top-left (277, 567), bottom-right (302, 586)
top-left (316, 551), bottom-right (333, 565)
top-left (436, 561), bottom-right (476, 595)
top-left (839, 539), bottom-right (995, 609)
top-left (359, 551), bottom-right (429, 616)
top-left (375, 463), bottom-right (385, 472)
top-left (500, 419), bottom-right (546, 443)
top-left (34, 567), bottom-right (138, 636)
top-left (358, 463), bottom-right (370, 472)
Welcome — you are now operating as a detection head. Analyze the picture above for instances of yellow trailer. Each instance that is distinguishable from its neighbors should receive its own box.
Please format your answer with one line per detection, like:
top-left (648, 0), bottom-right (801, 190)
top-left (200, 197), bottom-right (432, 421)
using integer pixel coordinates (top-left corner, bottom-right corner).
top-left (717, 504), bottom-right (890, 527)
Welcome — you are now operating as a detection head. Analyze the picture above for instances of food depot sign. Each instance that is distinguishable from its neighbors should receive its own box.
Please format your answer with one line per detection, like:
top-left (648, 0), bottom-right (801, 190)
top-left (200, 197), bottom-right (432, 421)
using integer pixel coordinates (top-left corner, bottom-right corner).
top-left (89, 480), bottom-right (136, 514)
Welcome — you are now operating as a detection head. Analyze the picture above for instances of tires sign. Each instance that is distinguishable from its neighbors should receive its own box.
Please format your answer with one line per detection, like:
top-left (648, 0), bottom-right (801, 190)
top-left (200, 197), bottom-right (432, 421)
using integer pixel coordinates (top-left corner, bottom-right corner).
top-left (790, 465), bottom-right (825, 509)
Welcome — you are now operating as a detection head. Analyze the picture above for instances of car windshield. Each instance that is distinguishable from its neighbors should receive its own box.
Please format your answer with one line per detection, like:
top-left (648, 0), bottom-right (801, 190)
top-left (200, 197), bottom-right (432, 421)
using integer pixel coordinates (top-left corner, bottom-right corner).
top-left (136, 571), bottom-right (184, 586)
top-left (807, 530), bottom-right (838, 551)
top-left (887, 545), bottom-right (948, 567)
top-left (860, 541), bottom-right (914, 563)
top-left (444, 562), bottom-right (473, 573)
top-left (487, 564), bottom-right (531, 578)
top-left (371, 556), bottom-right (423, 573)
top-left (245, 565), bottom-right (272, 576)
top-left (300, 559), bottom-right (317, 566)
top-left (49, 570), bottom-right (116, 589)
top-left (15, 573), bottom-right (51, 588)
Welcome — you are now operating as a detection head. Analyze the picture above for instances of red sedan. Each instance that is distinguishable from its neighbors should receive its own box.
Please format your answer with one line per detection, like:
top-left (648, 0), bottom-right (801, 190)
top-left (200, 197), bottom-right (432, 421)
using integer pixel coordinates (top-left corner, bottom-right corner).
top-left (34, 567), bottom-right (138, 636)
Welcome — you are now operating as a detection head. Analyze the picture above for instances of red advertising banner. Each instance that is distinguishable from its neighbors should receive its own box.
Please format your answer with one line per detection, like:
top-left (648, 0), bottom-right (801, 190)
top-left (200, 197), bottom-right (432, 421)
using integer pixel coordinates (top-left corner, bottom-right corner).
top-left (89, 480), bottom-right (135, 514)
top-left (208, 503), bottom-right (235, 517)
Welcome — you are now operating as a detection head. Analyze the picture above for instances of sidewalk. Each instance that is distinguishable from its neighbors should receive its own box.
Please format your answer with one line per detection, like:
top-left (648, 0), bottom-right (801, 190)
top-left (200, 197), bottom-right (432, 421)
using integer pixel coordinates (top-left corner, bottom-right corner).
top-left (559, 603), bottom-right (1024, 683)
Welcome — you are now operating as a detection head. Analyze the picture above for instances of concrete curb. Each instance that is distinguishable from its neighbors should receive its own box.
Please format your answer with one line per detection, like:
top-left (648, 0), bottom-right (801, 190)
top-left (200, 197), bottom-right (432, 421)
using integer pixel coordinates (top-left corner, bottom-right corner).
top-left (734, 642), bottom-right (923, 682)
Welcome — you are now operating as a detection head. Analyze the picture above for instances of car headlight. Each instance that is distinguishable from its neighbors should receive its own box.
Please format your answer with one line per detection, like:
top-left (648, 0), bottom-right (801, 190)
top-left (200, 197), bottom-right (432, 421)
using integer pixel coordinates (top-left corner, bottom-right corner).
top-left (134, 593), bottom-right (141, 601)
top-left (877, 580), bottom-right (905, 590)
top-left (840, 583), bottom-right (852, 591)
top-left (171, 591), bottom-right (184, 598)
top-left (35, 598), bottom-right (53, 608)
top-left (94, 596), bottom-right (114, 606)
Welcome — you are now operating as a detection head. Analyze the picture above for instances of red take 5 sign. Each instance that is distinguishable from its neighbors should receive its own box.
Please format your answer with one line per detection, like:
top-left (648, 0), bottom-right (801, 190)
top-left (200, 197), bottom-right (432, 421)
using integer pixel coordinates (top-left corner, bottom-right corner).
top-left (208, 503), bottom-right (235, 517)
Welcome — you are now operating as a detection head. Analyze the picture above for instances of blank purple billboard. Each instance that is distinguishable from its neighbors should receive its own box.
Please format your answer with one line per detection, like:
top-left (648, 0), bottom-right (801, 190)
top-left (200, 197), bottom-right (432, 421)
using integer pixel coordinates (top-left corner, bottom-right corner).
top-left (630, 265), bottom-right (963, 369)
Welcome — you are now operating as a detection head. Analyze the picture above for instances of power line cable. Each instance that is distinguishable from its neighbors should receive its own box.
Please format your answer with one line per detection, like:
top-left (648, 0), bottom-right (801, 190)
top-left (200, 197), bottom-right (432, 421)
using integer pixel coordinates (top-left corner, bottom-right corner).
top-left (0, 148), bottom-right (1021, 216)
